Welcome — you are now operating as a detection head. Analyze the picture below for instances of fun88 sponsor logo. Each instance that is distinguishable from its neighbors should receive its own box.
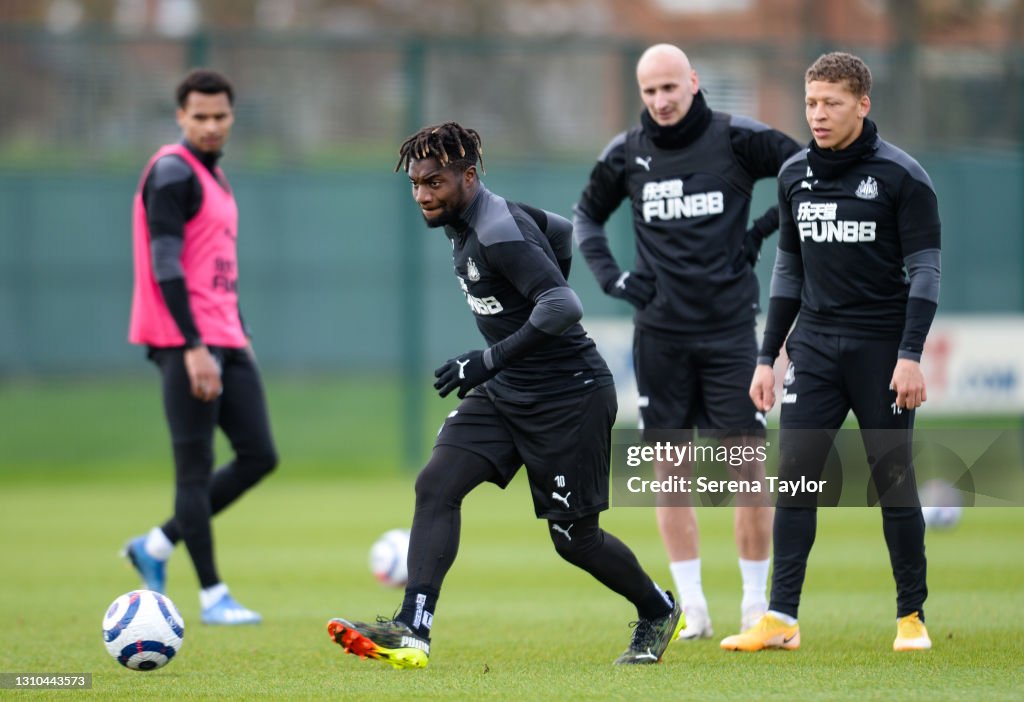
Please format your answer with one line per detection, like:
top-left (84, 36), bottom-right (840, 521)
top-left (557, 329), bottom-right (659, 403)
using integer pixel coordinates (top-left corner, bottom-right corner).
top-left (642, 179), bottom-right (724, 223)
top-left (458, 277), bottom-right (503, 315)
top-left (796, 201), bottom-right (876, 243)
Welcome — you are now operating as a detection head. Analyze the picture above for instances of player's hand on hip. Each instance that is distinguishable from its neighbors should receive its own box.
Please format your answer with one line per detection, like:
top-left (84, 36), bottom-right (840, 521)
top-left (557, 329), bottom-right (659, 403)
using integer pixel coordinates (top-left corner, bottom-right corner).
top-left (184, 345), bottom-right (222, 402)
top-left (749, 364), bottom-right (776, 412)
top-left (890, 358), bottom-right (927, 410)
top-left (434, 349), bottom-right (497, 399)
top-left (608, 270), bottom-right (656, 310)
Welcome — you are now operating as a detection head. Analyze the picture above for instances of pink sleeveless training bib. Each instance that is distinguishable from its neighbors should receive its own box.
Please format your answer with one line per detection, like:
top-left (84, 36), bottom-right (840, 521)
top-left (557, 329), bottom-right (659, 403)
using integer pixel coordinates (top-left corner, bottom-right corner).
top-left (128, 143), bottom-right (246, 348)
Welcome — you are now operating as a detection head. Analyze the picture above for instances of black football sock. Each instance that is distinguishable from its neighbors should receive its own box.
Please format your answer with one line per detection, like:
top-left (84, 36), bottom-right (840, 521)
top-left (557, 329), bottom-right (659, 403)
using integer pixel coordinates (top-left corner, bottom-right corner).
top-left (396, 445), bottom-right (498, 640)
top-left (548, 514), bottom-right (672, 620)
top-left (398, 587), bottom-right (439, 640)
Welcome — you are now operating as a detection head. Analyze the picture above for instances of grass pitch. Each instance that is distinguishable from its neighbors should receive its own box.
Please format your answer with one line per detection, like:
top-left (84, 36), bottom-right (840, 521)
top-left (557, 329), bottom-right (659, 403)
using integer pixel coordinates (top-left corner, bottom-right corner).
top-left (1, 376), bottom-right (1022, 700)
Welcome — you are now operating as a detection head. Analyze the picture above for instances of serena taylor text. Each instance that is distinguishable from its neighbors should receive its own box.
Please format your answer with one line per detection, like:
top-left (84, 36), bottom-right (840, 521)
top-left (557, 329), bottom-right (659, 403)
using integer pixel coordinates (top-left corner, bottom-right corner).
top-left (626, 475), bottom-right (826, 495)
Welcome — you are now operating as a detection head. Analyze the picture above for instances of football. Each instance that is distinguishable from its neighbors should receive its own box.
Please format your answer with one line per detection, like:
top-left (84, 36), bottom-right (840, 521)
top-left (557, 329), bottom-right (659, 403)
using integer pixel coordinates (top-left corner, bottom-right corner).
top-left (919, 478), bottom-right (964, 530)
top-left (102, 590), bottom-right (184, 671)
top-left (369, 528), bottom-right (410, 587)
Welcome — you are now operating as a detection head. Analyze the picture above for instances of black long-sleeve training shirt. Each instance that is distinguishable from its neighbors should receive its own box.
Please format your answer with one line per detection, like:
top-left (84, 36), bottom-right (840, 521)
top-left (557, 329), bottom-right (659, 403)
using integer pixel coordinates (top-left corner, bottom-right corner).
top-left (575, 91), bottom-right (801, 336)
top-left (760, 119), bottom-right (941, 363)
top-left (444, 184), bottom-right (612, 401)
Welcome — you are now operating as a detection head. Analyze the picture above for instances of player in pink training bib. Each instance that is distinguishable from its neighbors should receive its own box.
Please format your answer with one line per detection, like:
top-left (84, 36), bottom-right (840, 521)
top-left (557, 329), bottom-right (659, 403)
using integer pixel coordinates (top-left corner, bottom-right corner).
top-left (125, 69), bottom-right (277, 626)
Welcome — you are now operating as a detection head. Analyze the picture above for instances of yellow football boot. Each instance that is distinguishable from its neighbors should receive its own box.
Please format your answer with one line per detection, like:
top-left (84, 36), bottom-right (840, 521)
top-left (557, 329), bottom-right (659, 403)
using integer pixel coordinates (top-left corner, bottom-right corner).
top-left (720, 613), bottom-right (800, 652)
top-left (893, 611), bottom-right (931, 651)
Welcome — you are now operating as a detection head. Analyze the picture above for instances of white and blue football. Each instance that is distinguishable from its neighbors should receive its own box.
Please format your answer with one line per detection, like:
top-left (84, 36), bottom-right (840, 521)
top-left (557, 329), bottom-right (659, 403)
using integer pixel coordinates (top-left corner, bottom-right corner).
top-left (919, 479), bottom-right (964, 531)
top-left (102, 590), bottom-right (184, 671)
top-left (369, 528), bottom-right (410, 587)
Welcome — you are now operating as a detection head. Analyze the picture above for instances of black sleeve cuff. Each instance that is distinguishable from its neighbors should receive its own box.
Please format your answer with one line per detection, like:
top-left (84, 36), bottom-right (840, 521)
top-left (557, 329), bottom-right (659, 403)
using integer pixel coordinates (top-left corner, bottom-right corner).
top-left (158, 278), bottom-right (202, 347)
top-left (759, 296), bottom-right (801, 362)
top-left (899, 297), bottom-right (938, 359)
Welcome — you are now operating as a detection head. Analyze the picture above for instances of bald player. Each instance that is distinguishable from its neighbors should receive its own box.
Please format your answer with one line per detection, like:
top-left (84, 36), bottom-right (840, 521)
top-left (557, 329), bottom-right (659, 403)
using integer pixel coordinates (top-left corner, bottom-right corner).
top-left (574, 43), bottom-right (800, 639)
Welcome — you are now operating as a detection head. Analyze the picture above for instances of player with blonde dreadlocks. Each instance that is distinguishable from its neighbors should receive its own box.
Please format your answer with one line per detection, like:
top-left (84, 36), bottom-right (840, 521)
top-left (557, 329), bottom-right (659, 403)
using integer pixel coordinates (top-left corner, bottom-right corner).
top-left (395, 121), bottom-right (485, 174)
top-left (327, 122), bottom-right (683, 669)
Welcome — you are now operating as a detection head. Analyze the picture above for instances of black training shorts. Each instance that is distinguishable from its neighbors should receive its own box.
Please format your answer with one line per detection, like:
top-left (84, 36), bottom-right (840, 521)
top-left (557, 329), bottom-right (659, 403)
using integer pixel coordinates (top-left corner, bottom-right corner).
top-left (434, 383), bottom-right (616, 520)
top-left (633, 324), bottom-right (764, 439)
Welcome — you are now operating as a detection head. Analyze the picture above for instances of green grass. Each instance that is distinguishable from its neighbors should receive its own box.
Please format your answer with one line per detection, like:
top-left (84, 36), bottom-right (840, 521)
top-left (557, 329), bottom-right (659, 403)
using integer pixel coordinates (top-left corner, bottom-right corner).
top-left (1, 376), bottom-right (1023, 700)
top-left (0, 373), bottom-right (455, 480)
top-left (1, 481), bottom-right (1022, 700)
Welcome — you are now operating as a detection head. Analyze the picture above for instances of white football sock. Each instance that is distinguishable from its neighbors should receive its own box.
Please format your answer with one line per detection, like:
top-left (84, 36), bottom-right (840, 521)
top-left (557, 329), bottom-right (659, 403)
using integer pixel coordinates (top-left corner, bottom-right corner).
top-left (200, 583), bottom-right (228, 610)
top-left (738, 557), bottom-right (770, 609)
top-left (144, 527), bottom-right (173, 561)
top-left (669, 558), bottom-right (708, 611)
top-left (767, 609), bottom-right (797, 625)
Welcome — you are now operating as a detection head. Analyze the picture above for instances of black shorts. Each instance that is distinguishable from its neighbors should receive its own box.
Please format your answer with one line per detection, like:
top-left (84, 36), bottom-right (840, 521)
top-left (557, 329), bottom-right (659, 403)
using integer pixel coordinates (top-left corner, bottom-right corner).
top-left (434, 384), bottom-right (616, 520)
top-left (633, 325), bottom-right (764, 439)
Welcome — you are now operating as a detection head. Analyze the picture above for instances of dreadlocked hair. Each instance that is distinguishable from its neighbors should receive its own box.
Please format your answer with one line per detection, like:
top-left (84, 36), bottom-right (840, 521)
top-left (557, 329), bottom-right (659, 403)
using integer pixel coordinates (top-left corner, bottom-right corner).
top-left (395, 122), bottom-right (485, 174)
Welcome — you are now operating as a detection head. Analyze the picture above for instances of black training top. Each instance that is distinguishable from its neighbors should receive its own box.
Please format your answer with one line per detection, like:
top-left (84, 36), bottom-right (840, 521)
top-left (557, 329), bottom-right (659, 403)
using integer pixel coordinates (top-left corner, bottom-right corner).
top-left (576, 91), bottom-right (800, 336)
top-left (773, 121), bottom-right (941, 344)
top-left (444, 184), bottom-right (612, 401)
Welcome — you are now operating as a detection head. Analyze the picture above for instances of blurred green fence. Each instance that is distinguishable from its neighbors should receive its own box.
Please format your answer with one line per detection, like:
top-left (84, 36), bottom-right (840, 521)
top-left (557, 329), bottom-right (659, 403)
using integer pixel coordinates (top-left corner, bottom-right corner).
top-left (1, 30), bottom-right (1022, 375)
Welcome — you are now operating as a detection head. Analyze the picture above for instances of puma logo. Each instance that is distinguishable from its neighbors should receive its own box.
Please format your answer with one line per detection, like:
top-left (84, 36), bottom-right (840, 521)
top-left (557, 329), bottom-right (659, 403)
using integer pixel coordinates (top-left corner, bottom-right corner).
top-left (635, 155), bottom-right (653, 171)
top-left (550, 523), bottom-right (574, 541)
top-left (456, 358), bottom-right (470, 379)
top-left (552, 491), bottom-right (572, 508)
top-left (400, 636), bottom-right (430, 653)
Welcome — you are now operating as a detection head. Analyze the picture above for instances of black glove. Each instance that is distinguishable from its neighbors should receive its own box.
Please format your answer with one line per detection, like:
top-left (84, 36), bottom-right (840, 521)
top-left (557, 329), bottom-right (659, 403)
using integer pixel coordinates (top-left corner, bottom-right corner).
top-left (607, 270), bottom-right (656, 310)
top-left (433, 350), bottom-right (498, 399)
top-left (741, 226), bottom-right (766, 266)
